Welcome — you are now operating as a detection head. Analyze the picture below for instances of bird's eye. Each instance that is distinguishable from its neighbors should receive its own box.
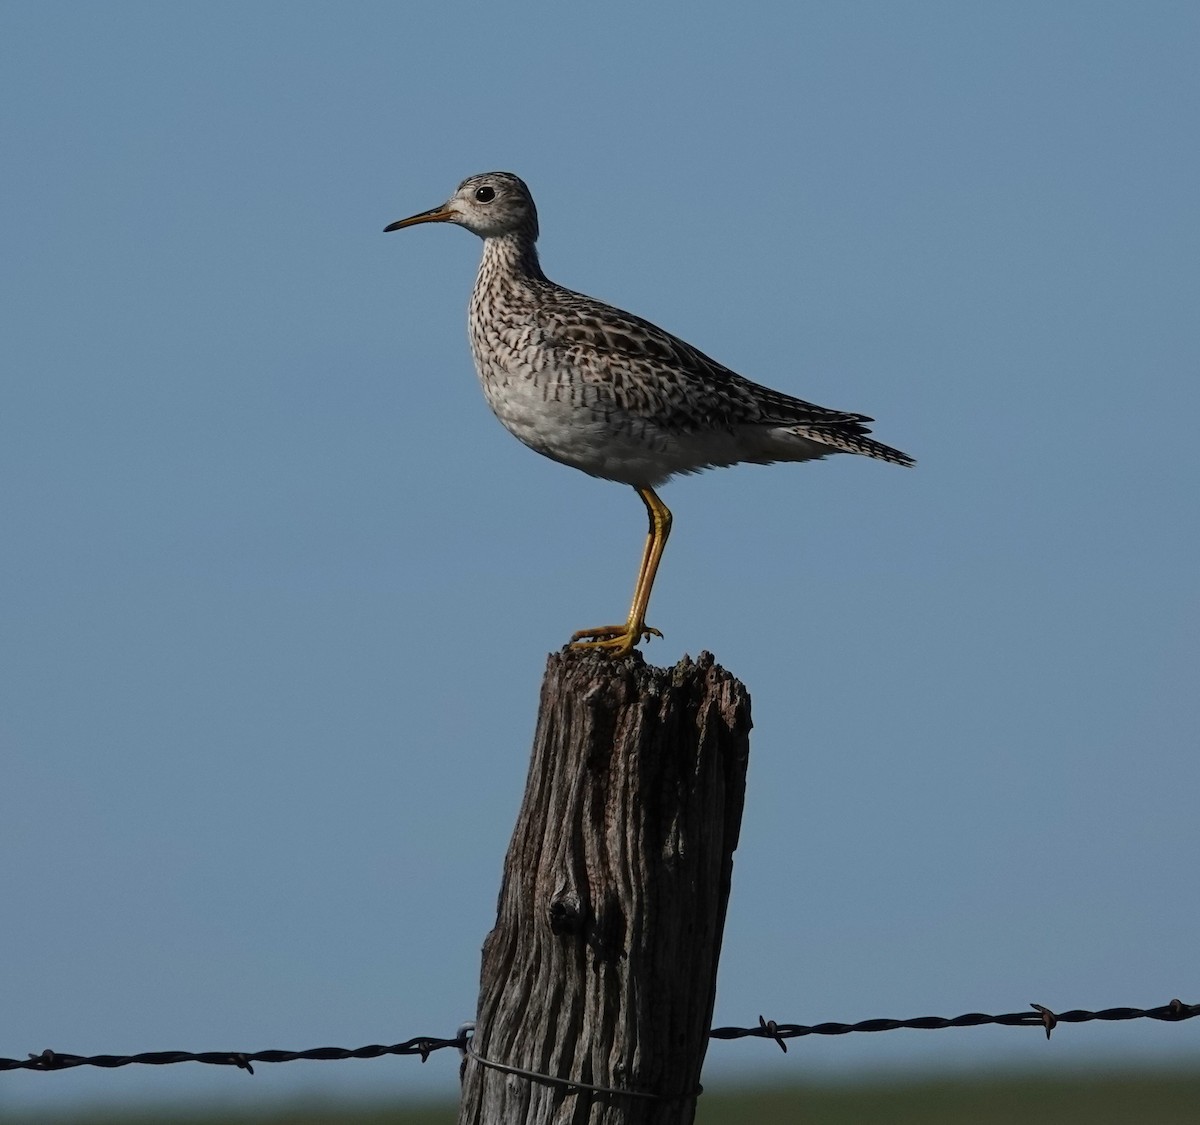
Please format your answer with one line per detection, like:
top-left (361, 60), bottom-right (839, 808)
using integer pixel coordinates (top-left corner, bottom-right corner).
top-left (474, 186), bottom-right (496, 203)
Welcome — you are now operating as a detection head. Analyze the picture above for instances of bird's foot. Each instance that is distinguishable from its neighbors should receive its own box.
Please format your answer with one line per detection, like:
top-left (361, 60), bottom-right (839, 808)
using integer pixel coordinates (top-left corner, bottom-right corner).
top-left (569, 622), bottom-right (662, 657)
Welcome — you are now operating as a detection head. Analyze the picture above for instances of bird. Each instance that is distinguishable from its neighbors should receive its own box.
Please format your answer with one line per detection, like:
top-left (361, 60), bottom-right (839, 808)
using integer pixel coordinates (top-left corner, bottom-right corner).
top-left (385, 172), bottom-right (913, 657)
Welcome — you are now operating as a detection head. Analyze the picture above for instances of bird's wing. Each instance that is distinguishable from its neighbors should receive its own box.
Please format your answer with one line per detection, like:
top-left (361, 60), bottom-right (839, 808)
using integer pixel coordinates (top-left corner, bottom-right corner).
top-left (538, 288), bottom-right (874, 436)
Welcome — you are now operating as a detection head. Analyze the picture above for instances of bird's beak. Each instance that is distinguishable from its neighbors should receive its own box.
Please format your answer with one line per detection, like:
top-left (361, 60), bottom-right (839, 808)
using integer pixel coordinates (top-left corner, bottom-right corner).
top-left (383, 205), bottom-right (456, 233)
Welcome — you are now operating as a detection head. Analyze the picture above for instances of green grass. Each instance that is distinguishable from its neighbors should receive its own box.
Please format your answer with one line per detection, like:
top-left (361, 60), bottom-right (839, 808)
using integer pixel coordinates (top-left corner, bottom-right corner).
top-left (7, 1069), bottom-right (1199, 1125)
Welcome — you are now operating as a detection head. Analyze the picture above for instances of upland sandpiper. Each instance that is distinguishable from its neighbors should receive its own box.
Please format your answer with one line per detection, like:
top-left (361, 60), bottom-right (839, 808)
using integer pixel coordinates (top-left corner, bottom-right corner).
top-left (386, 173), bottom-right (913, 656)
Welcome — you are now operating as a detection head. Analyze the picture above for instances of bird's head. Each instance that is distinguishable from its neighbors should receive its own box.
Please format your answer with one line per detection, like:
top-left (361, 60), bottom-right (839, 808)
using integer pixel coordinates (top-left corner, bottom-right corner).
top-left (384, 172), bottom-right (539, 241)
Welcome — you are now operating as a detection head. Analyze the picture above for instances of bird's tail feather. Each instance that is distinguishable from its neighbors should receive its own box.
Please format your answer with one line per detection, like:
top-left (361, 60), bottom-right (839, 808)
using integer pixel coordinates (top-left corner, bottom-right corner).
top-left (791, 425), bottom-right (916, 467)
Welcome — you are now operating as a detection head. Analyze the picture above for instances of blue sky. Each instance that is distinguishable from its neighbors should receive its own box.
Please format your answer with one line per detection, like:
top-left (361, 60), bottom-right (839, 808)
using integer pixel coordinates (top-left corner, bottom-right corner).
top-left (2, 1), bottom-right (1197, 1117)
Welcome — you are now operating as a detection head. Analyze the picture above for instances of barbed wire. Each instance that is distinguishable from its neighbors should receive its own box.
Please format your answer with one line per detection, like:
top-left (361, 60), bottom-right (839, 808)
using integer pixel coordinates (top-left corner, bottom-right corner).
top-left (2, 998), bottom-right (1193, 1075)
top-left (1, 1034), bottom-right (467, 1076)
top-left (710, 998), bottom-right (1198, 1052)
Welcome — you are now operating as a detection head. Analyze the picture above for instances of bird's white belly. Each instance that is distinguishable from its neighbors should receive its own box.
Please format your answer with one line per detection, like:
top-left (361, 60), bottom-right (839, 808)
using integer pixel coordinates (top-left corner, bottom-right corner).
top-left (470, 348), bottom-right (686, 486)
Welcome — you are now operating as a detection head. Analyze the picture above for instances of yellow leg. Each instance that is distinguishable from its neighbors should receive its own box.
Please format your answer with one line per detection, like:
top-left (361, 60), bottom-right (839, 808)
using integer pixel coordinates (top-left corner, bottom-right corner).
top-left (570, 486), bottom-right (673, 657)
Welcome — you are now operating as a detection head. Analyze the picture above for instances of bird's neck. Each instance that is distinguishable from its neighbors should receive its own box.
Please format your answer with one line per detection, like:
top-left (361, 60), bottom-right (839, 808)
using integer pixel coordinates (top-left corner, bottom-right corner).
top-left (478, 231), bottom-right (546, 290)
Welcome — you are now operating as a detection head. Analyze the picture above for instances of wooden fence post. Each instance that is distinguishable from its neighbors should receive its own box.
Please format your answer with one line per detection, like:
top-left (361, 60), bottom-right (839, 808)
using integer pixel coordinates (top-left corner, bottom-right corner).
top-left (457, 649), bottom-right (752, 1125)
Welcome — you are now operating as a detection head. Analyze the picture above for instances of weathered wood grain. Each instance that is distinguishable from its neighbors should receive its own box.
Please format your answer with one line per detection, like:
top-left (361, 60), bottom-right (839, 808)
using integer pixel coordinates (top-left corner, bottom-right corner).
top-left (457, 649), bottom-right (751, 1125)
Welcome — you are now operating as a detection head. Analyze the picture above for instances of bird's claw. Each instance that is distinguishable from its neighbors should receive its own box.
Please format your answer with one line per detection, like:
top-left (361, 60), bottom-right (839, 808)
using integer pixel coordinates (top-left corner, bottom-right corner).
top-left (569, 622), bottom-right (662, 656)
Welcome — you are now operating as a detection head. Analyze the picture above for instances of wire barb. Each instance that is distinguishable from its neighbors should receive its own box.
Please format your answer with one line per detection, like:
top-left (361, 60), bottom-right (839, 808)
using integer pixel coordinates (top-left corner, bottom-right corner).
top-left (758, 1015), bottom-right (788, 1053)
top-left (1030, 1003), bottom-right (1058, 1040)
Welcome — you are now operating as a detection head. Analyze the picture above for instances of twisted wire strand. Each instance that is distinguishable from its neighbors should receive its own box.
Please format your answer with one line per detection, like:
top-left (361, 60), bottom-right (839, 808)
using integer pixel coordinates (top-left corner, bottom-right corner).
top-left (3, 999), bottom-right (1194, 1075)
top-left (3, 1035), bottom-right (466, 1075)
top-left (710, 999), bottom-right (1198, 1052)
